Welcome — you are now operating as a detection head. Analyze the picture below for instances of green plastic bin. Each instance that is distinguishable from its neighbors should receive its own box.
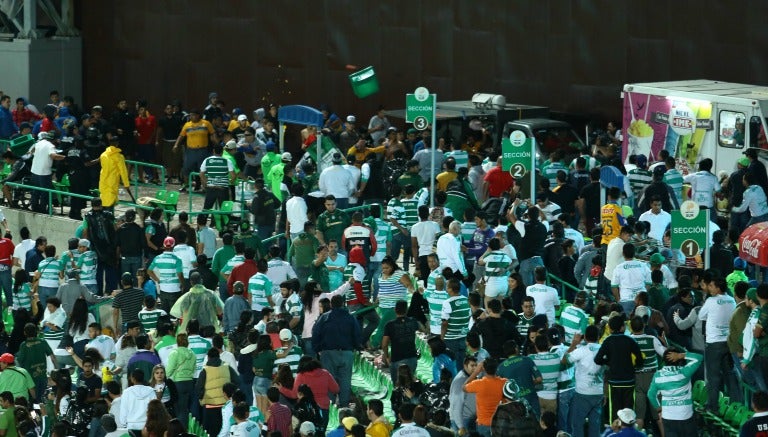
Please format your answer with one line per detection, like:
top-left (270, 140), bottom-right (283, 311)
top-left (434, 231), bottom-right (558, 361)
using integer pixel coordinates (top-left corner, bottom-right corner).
top-left (349, 66), bottom-right (380, 98)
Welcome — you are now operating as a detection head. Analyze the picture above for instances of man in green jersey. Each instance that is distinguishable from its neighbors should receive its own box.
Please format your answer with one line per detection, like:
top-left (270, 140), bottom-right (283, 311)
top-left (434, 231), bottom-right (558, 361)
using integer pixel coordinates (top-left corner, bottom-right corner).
top-left (648, 348), bottom-right (702, 435)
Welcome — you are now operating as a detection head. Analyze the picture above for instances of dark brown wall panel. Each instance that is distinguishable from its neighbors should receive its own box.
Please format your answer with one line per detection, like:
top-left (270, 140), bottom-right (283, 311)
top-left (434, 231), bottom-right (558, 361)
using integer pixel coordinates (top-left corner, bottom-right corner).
top-left (76, 0), bottom-right (768, 135)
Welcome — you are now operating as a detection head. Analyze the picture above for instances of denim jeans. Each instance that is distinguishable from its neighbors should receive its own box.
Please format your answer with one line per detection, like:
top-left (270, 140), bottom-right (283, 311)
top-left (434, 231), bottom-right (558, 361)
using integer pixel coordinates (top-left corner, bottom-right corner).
top-left (31, 173), bottom-right (53, 213)
top-left (390, 232), bottom-right (412, 271)
top-left (558, 388), bottom-right (575, 434)
top-left (120, 256), bottom-right (143, 282)
top-left (97, 261), bottom-right (118, 296)
top-left (174, 379), bottom-right (194, 424)
top-left (705, 341), bottom-right (740, 409)
top-left (390, 357), bottom-right (418, 382)
top-left (84, 283), bottom-right (99, 296)
top-left (295, 266), bottom-right (311, 289)
top-left (519, 256), bottom-right (543, 287)
top-left (38, 286), bottom-right (58, 307)
top-left (252, 376), bottom-right (271, 396)
top-left (302, 338), bottom-right (316, 358)
top-left (368, 261), bottom-right (382, 296)
top-left (619, 300), bottom-right (636, 315)
top-left (320, 349), bottom-right (354, 407)
top-left (444, 337), bottom-right (467, 375)
top-left (0, 269), bottom-right (11, 311)
top-left (571, 392), bottom-right (603, 437)
top-left (476, 424), bottom-right (491, 437)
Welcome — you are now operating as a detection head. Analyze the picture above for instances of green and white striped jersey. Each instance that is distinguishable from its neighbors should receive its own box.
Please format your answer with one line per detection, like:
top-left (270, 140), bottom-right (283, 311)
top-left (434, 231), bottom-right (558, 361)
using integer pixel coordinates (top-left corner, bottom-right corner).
top-left (76, 250), bottom-right (98, 285)
top-left (372, 218), bottom-right (391, 262)
top-left (188, 334), bottom-right (212, 378)
top-left (663, 168), bottom-right (684, 205)
top-left (273, 345), bottom-right (303, 376)
top-left (444, 150), bottom-right (468, 169)
top-left (440, 295), bottom-right (470, 340)
top-left (631, 333), bottom-right (666, 373)
top-left (542, 162), bottom-right (567, 188)
top-left (36, 257), bottom-right (62, 288)
top-left (628, 168), bottom-right (653, 198)
top-left (221, 255), bottom-right (245, 277)
top-left (201, 155), bottom-right (233, 187)
top-left (532, 351), bottom-right (561, 399)
top-left (138, 308), bottom-right (168, 332)
top-left (281, 292), bottom-right (303, 319)
top-left (12, 283), bottom-right (32, 311)
top-left (482, 250), bottom-right (512, 277)
top-left (424, 268), bottom-right (447, 335)
top-left (460, 222), bottom-right (476, 244)
top-left (560, 305), bottom-right (589, 345)
top-left (59, 249), bottom-right (81, 275)
top-left (648, 352), bottom-right (703, 420)
top-left (248, 272), bottom-right (273, 311)
top-left (744, 307), bottom-right (761, 365)
top-left (387, 197), bottom-right (419, 230)
top-left (149, 252), bottom-right (183, 293)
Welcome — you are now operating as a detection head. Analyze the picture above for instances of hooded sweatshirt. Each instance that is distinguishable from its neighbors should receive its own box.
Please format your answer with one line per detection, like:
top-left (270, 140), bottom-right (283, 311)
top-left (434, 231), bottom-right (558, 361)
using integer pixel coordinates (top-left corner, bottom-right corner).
top-left (99, 145), bottom-right (129, 207)
top-left (118, 384), bottom-right (155, 429)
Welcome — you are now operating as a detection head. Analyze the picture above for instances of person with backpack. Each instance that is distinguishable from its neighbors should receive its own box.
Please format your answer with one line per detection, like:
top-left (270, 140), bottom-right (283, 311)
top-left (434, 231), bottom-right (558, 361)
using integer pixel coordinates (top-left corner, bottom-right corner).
top-left (82, 197), bottom-right (119, 295)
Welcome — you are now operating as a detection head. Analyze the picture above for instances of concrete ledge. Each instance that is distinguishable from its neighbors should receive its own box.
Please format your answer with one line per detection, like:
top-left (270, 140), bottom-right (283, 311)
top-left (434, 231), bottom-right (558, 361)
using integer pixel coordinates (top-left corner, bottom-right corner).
top-left (4, 209), bottom-right (80, 252)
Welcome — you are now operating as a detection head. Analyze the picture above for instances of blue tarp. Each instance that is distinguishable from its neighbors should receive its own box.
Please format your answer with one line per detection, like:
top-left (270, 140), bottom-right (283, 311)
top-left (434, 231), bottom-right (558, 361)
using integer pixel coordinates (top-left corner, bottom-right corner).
top-left (277, 105), bottom-right (324, 127)
top-left (600, 165), bottom-right (625, 189)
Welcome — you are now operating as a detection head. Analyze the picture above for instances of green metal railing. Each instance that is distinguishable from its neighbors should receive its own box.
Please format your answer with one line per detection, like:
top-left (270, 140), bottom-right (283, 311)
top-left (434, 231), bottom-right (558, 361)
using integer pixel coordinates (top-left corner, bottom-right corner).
top-left (547, 272), bottom-right (582, 301)
top-left (4, 181), bottom-right (94, 216)
top-left (125, 159), bottom-right (166, 200)
top-left (187, 171), bottom-right (250, 213)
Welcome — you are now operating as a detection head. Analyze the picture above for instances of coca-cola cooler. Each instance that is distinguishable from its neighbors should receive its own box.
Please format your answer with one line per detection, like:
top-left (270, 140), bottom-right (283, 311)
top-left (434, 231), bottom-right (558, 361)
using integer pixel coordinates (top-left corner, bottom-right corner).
top-left (739, 222), bottom-right (768, 280)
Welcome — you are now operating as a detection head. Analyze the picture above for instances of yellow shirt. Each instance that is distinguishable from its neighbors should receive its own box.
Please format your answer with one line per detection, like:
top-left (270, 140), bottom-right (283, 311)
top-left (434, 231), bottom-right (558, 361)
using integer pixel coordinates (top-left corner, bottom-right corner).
top-left (180, 120), bottom-right (215, 149)
top-left (436, 171), bottom-right (458, 192)
top-left (600, 203), bottom-right (624, 244)
top-left (346, 144), bottom-right (386, 167)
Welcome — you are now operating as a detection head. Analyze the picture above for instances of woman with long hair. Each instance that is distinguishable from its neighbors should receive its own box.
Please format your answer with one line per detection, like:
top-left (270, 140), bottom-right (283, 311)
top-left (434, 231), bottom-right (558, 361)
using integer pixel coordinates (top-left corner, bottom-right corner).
top-left (68, 299), bottom-right (95, 356)
top-left (390, 363), bottom-right (426, 428)
top-left (112, 335), bottom-right (136, 389)
top-left (370, 256), bottom-right (415, 349)
top-left (292, 384), bottom-right (322, 430)
top-left (228, 310), bottom-right (253, 355)
top-left (50, 370), bottom-right (72, 419)
top-left (149, 364), bottom-right (178, 417)
top-left (251, 333), bottom-right (275, 415)
top-left (143, 399), bottom-right (172, 437)
top-left (278, 356), bottom-right (338, 434)
top-left (12, 269), bottom-right (33, 314)
top-left (507, 272), bottom-right (526, 313)
top-left (272, 364), bottom-right (294, 406)
top-left (300, 279), bottom-right (351, 357)
top-left (427, 337), bottom-right (457, 383)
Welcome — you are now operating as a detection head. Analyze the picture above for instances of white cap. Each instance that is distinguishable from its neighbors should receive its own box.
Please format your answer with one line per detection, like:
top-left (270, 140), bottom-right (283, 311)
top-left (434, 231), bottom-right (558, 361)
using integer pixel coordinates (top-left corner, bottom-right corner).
top-left (279, 328), bottom-right (293, 341)
top-left (617, 408), bottom-right (636, 424)
top-left (299, 422), bottom-right (316, 434)
top-left (281, 152), bottom-right (292, 162)
top-left (237, 114), bottom-right (248, 121)
top-left (346, 115), bottom-right (356, 123)
top-left (224, 140), bottom-right (237, 149)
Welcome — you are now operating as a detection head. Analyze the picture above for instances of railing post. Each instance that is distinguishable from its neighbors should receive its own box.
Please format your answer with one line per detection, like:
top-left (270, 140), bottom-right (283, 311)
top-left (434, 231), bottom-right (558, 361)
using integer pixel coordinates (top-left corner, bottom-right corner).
top-left (48, 191), bottom-right (52, 216)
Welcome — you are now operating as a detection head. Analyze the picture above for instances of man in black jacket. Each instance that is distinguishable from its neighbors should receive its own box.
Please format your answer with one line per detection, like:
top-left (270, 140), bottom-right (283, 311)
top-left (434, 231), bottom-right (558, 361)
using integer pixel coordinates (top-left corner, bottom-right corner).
top-left (470, 299), bottom-right (519, 359)
top-left (115, 209), bottom-right (144, 280)
top-left (594, 314), bottom-right (643, 421)
top-left (313, 295), bottom-right (362, 408)
top-left (508, 201), bottom-right (547, 287)
top-left (250, 178), bottom-right (279, 240)
top-left (83, 198), bottom-right (118, 295)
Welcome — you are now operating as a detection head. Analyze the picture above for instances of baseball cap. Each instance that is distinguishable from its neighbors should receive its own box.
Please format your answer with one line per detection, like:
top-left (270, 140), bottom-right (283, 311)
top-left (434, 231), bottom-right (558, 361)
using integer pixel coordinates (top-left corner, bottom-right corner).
top-left (342, 417), bottom-right (358, 431)
top-left (617, 408), bottom-right (637, 425)
top-left (208, 92), bottom-right (218, 100)
top-left (739, 157), bottom-right (751, 167)
top-left (635, 154), bottom-right (647, 168)
top-left (653, 165), bottom-right (666, 176)
top-left (346, 115), bottom-right (356, 123)
top-left (649, 253), bottom-right (665, 265)
top-left (279, 328), bottom-right (293, 341)
top-left (299, 421), bottom-right (316, 435)
top-left (224, 140), bottom-right (237, 150)
top-left (387, 126), bottom-right (398, 133)
top-left (502, 380), bottom-right (520, 400)
top-left (265, 141), bottom-right (275, 151)
top-left (734, 257), bottom-right (748, 270)
top-left (237, 114), bottom-right (247, 121)
top-left (163, 236), bottom-right (176, 248)
top-left (281, 152), bottom-right (292, 162)
top-left (0, 353), bottom-right (14, 364)
top-left (78, 239), bottom-right (90, 248)
top-left (635, 305), bottom-right (651, 320)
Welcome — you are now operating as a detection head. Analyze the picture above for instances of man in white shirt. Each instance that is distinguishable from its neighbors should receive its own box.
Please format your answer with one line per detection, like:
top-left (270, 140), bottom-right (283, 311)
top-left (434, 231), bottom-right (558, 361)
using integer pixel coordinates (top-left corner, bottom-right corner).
top-left (284, 184), bottom-right (308, 240)
top-left (638, 196), bottom-right (672, 242)
top-left (12, 226), bottom-right (34, 268)
top-left (604, 226), bottom-right (633, 283)
top-left (564, 325), bottom-right (604, 437)
top-left (411, 206), bottom-right (440, 283)
top-left (172, 230), bottom-right (197, 281)
top-left (611, 243), bottom-right (650, 315)
top-left (436, 221), bottom-right (467, 277)
top-left (683, 158), bottom-right (719, 211)
top-left (698, 277), bottom-right (739, 410)
top-left (29, 131), bottom-right (65, 213)
top-left (342, 154), bottom-right (362, 205)
top-left (526, 266), bottom-right (560, 326)
top-left (318, 153), bottom-right (355, 208)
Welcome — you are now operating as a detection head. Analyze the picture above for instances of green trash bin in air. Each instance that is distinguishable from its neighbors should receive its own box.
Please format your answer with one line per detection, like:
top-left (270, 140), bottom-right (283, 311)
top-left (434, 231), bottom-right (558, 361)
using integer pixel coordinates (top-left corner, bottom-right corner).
top-left (349, 66), bottom-right (380, 98)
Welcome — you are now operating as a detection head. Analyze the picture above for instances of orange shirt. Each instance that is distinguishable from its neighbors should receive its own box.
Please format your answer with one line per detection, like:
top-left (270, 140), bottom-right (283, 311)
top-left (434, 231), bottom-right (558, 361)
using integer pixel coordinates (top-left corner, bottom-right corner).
top-left (600, 203), bottom-right (624, 244)
top-left (464, 376), bottom-right (507, 425)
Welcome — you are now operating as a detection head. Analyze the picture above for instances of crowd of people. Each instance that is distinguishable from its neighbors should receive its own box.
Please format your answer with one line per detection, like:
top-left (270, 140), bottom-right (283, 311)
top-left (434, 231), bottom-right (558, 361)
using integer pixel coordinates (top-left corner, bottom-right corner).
top-left (2, 90), bottom-right (768, 437)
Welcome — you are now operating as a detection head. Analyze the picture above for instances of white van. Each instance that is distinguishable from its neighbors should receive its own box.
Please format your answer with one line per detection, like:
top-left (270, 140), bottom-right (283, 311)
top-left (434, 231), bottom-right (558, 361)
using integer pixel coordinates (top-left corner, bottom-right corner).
top-left (621, 80), bottom-right (768, 175)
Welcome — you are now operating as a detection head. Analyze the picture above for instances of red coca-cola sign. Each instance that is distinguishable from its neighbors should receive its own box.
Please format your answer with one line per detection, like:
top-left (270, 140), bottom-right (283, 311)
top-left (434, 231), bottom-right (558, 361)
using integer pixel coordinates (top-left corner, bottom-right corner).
top-left (739, 222), bottom-right (768, 267)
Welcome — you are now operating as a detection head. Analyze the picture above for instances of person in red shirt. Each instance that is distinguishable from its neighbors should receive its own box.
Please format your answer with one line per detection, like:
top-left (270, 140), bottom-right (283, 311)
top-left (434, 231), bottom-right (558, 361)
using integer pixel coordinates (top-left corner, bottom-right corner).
top-left (277, 357), bottom-right (339, 433)
top-left (135, 101), bottom-right (158, 182)
top-left (40, 104), bottom-right (57, 133)
top-left (483, 157), bottom-right (514, 198)
top-left (226, 247), bottom-right (258, 297)
top-left (0, 232), bottom-right (15, 313)
top-left (12, 98), bottom-right (41, 127)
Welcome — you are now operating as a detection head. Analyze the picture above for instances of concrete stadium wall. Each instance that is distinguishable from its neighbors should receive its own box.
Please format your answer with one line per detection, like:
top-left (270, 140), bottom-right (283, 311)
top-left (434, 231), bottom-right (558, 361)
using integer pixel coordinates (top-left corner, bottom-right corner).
top-left (4, 208), bottom-right (79, 254)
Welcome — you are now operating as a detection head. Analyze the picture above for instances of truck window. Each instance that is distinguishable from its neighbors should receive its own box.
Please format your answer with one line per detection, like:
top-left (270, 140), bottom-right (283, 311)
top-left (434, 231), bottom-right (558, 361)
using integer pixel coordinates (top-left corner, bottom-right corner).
top-left (718, 110), bottom-right (746, 148)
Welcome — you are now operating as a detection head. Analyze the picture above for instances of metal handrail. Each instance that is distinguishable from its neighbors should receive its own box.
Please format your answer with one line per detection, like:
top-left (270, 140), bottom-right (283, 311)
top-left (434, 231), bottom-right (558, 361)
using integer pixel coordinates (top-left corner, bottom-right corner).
top-left (547, 272), bottom-right (582, 301)
top-left (4, 181), bottom-right (94, 216)
top-left (125, 159), bottom-right (166, 199)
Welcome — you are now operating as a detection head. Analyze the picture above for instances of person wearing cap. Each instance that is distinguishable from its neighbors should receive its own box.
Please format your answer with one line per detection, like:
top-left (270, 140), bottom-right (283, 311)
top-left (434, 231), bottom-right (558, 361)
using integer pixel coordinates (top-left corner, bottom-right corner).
top-left (55, 267), bottom-right (99, 315)
top-left (259, 140), bottom-right (280, 179)
top-left (0, 352), bottom-right (35, 401)
top-left (397, 159), bottom-right (424, 190)
top-left (230, 113), bottom-right (250, 135)
top-left (338, 115), bottom-right (359, 150)
top-left (608, 408), bottom-right (645, 437)
top-left (298, 420), bottom-right (316, 437)
top-left (731, 171), bottom-right (768, 226)
top-left (489, 379), bottom-right (540, 437)
top-left (273, 324), bottom-right (304, 376)
top-left (648, 252), bottom-right (678, 291)
top-left (647, 348), bottom-right (702, 436)
top-left (111, 271), bottom-right (145, 332)
top-left (171, 271), bottom-right (223, 333)
top-left (266, 151), bottom-right (292, 201)
top-left (319, 153), bottom-right (355, 209)
top-left (594, 314), bottom-right (643, 422)
top-left (741, 287), bottom-right (768, 393)
top-left (28, 126), bottom-right (65, 213)
top-left (174, 108), bottom-right (216, 192)
top-left (147, 236), bottom-right (184, 312)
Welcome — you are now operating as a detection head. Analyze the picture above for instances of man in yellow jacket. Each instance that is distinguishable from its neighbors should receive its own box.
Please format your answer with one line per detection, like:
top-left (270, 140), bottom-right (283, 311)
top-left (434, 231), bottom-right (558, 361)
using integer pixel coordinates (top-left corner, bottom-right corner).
top-left (99, 137), bottom-right (130, 209)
